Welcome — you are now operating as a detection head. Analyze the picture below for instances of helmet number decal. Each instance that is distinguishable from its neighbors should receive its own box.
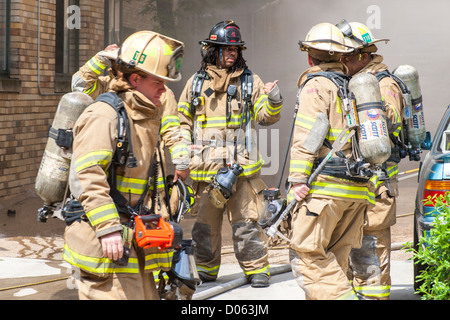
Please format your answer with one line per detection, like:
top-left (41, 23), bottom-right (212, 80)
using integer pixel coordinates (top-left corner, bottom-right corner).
top-left (132, 51), bottom-right (147, 64)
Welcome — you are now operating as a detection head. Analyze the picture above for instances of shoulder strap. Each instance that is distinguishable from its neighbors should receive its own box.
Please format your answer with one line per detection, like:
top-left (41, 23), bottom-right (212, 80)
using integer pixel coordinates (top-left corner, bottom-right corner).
top-left (375, 70), bottom-right (410, 95)
top-left (302, 71), bottom-right (352, 100)
top-left (240, 68), bottom-right (253, 103)
top-left (96, 92), bottom-right (137, 168)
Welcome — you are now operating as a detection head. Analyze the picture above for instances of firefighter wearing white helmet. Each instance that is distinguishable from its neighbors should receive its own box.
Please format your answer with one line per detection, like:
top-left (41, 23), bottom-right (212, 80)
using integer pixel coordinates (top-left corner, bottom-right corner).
top-left (288, 22), bottom-right (376, 300)
top-left (63, 31), bottom-right (186, 300)
top-left (337, 20), bottom-right (403, 300)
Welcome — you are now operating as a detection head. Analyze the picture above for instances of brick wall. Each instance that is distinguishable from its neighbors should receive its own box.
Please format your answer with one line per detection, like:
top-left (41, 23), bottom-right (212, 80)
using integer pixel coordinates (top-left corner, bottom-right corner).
top-left (0, 0), bottom-right (160, 200)
top-left (0, 0), bottom-right (60, 199)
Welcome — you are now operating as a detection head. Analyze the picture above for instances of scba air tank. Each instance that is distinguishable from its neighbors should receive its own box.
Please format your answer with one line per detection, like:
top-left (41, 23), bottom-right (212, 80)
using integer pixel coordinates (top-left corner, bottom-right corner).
top-left (349, 73), bottom-right (391, 165)
top-left (35, 92), bottom-right (93, 207)
top-left (393, 65), bottom-right (426, 148)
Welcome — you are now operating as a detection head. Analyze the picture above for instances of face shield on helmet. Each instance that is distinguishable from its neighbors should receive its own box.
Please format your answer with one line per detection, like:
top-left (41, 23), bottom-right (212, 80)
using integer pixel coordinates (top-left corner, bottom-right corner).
top-left (115, 31), bottom-right (184, 82)
top-left (336, 20), bottom-right (389, 52)
top-left (299, 22), bottom-right (354, 61)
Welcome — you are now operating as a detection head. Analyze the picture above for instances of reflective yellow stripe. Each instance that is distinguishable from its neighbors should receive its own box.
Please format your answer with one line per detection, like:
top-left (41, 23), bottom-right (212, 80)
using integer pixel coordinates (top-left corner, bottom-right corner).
top-left (353, 285), bottom-right (390, 298)
top-left (243, 265), bottom-right (270, 276)
top-left (144, 251), bottom-right (174, 271)
top-left (253, 95), bottom-right (281, 117)
top-left (392, 123), bottom-right (402, 137)
top-left (86, 203), bottom-right (119, 226)
top-left (191, 169), bottom-right (216, 181)
top-left (337, 289), bottom-right (359, 300)
top-left (196, 115), bottom-right (249, 128)
top-left (241, 157), bottom-right (264, 176)
top-left (75, 150), bottom-right (113, 173)
top-left (289, 159), bottom-right (313, 175)
top-left (170, 143), bottom-right (189, 159)
top-left (197, 264), bottom-right (220, 276)
top-left (160, 115), bottom-right (181, 133)
top-left (86, 56), bottom-right (106, 75)
top-left (253, 95), bottom-right (267, 116)
top-left (191, 159), bottom-right (263, 181)
top-left (181, 129), bottom-right (191, 141)
top-left (387, 164), bottom-right (398, 178)
top-left (178, 102), bottom-right (193, 120)
top-left (63, 244), bottom-right (140, 274)
top-left (83, 80), bottom-right (98, 95)
top-left (116, 175), bottom-right (148, 195)
top-left (310, 180), bottom-right (375, 205)
top-left (295, 113), bottom-right (315, 130)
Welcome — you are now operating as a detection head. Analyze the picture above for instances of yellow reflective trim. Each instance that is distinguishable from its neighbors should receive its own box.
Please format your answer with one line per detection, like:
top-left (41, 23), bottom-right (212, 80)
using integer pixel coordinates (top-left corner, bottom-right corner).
top-left (63, 244), bottom-right (140, 274)
top-left (170, 143), bottom-right (189, 158)
top-left (83, 81), bottom-right (98, 95)
top-left (86, 203), bottom-right (119, 226)
top-left (75, 150), bottom-right (113, 173)
top-left (144, 251), bottom-right (174, 271)
top-left (178, 102), bottom-right (193, 119)
top-left (243, 265), bottom-right (270, 276)
top-left (310, 180), bottom-right (375, 204)
top-left (295, 113), bottom-right (315, 130)
top-left (160, 115), bottom-right (181, 133)
top-left (337, 289), bottom-right (359, 300)
top-left (197, 264), bottom-right (220, 276)
top-left (241, 158), bottom-right (264, 176)
top-left (253, 95), bottom-right (267, 117)
top-left (86, 57), bottom-right (105, 75)
top-left (116, 175), bottom-right (148, 194)
top-left (290, 159), bottom-right (313, 175)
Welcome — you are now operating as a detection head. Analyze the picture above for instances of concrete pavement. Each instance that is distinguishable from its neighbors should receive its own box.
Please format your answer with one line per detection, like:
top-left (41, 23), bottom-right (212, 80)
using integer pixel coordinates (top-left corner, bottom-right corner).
top-left (0, 253), bottom-right (419, 300)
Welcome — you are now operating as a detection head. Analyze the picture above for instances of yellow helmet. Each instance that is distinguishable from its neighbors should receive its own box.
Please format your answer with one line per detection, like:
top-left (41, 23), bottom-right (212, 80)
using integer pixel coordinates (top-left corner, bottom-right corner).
top-left (300, 22), bottom-right (354, 61)
top-left (116, 31), bottom-right (184, 82)
top-left (336, 20), bottom-right (389, 52)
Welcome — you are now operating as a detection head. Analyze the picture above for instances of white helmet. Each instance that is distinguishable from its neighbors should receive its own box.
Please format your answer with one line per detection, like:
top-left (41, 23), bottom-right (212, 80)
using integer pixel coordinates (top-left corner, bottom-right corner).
top-left (336, 20), bottom-right (389, 52)
top-left (300, 22), bottom-right (354, 61)
top-left (115, 31), bottom-right (184, 82)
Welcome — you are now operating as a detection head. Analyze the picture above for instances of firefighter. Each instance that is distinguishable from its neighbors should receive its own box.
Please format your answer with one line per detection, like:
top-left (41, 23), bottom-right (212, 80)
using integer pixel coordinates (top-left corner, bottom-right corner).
top-left (177, 20), bottom-right (283, 287)
top-left (338, 20), bottom-right (402, 300)
top-left (63, 31), bottom-right (185, 300)
top-left (288, 22), bottom-right (376, 300)
top-left (72, 43), bottom-right (190, 183)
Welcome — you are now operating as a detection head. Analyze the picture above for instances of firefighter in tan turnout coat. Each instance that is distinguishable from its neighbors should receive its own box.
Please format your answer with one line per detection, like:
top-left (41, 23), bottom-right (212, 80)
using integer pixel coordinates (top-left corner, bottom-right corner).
top-left (338, 20), bottom-right (404, 300)
top-left (63, 31), bottom-right (185, 300)
top-left (288, 23), bottom-right (376, 300)
top-left (71, 44), bottom-right (190, 182)
top-left (178, 20), bottom-right (283, 287)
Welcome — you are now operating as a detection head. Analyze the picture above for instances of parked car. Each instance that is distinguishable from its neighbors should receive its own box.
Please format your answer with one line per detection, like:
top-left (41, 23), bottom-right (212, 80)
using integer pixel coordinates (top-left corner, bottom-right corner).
top-left (414, 105), bottom-right (450, 287)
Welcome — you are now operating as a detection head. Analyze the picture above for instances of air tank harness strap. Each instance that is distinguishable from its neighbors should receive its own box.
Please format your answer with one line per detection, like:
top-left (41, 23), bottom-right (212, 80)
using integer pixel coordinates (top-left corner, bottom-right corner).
top-left (313, 157), bottom-right (369, 183)
top-left (48, 126), bottom-right (73, 149)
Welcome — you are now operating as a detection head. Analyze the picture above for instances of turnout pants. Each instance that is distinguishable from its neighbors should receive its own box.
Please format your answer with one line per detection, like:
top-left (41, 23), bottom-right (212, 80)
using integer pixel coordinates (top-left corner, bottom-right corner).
top-left (349, 188), bottom-right (396, 300)
top-left (191, 178), bottom-right (269, 280)
top-left (77, 243), bottom-right (160, 300)
top-left (290, 197), bottom-right (367, 300)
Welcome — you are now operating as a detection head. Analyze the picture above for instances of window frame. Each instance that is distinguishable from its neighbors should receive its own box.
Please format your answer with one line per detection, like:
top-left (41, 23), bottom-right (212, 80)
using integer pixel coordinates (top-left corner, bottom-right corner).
top-left (0, 0), bottom-right (11, 78)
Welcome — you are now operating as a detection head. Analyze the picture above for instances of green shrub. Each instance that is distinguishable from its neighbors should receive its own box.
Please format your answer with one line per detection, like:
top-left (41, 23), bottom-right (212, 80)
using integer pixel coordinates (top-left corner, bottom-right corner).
top-left (406, 192), bottom-right (450, 300)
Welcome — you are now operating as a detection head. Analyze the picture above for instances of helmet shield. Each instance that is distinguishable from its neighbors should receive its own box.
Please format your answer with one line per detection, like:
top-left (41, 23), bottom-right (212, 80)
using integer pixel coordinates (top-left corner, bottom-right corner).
top-left (116, 31), bottom-right (184, 82)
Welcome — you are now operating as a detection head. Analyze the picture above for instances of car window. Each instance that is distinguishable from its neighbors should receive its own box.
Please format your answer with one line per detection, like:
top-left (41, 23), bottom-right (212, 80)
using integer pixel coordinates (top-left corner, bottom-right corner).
top-left (438, 118), bottom-right (450, 152)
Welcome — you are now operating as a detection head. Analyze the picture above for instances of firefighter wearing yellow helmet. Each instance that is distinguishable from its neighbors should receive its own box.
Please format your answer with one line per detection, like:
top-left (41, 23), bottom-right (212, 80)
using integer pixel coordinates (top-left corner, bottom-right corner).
top-left (63, 31), bottom-right (186, 300)
top-left (288, 22), bottom-right (377, 300)
top-left (72, 34), bottom-right (190, 183)
top-left (337, 19), bottom-right (403, 300)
